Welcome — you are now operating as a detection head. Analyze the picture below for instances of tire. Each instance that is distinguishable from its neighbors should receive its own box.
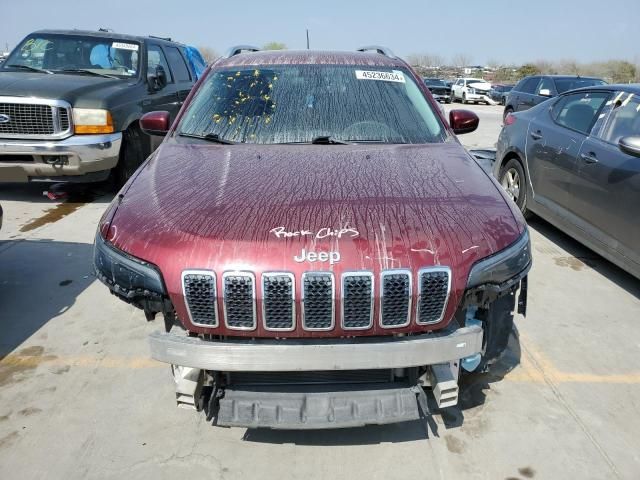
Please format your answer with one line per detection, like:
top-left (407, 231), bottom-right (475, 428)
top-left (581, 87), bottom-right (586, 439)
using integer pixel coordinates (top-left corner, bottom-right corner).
top-left (503, 106), bottom-right (514, 122)
top-left (499, 158), bottom-right (530, 217)
top-left (501, 97), bottom-right (506, 106)
top-left (114, 127), bottom-right (147, 188)
top-left (462, 92), bottom-right (467, 104)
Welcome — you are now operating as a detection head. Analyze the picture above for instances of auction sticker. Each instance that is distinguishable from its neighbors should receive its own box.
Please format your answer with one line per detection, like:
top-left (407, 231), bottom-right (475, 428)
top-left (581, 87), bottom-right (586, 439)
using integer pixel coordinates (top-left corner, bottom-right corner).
top-left (112, 42), bottom-right (139, 51)
top-left (355, 70), bottom-right (405, 83)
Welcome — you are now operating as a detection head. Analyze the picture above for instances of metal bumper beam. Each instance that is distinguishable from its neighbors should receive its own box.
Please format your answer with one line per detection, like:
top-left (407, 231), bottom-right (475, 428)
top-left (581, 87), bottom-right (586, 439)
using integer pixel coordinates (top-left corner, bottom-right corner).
top-left (148, 325), bottom-right (483, 371)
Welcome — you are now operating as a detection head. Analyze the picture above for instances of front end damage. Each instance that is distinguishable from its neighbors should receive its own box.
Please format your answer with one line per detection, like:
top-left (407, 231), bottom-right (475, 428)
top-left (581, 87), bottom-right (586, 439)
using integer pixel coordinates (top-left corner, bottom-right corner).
top-left (94, 226), bottom-right (530, 429)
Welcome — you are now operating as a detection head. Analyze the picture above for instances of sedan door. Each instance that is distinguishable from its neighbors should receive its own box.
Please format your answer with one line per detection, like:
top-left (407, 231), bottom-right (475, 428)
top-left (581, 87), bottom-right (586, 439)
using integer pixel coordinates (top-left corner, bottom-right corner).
top-left (570, 90), bottom-right (640, 269)
top-left (525, 90), bottom-right (609, 216)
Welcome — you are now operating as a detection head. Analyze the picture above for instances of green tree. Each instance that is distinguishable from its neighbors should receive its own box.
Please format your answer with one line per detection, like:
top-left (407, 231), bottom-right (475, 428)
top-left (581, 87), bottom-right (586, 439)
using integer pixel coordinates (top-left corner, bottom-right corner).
top-left (517, 64), bottom-right (540, 79)
top-left (607, 61), bottom-right (636, 83)
top-left (263, 42), bottom-right (287, 50)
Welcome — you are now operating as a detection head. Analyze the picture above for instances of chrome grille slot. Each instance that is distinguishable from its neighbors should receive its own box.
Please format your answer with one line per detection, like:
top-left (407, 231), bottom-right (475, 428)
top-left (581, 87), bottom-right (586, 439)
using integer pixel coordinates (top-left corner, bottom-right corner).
top-left (0, 97), bottom-right (72, 139)
top-left (262, 273), bottom-right (295, 331)
top-left (182, 271), bottom-right (217, 327)
top-left (58, 107), bottom-right (70, 131)
top-left (302, 272), bottom-right (334, 330)
top-left (223, 272), bottom-right (256, 330)
top-left (380, 270), bottom-right (411, 328)
top-left (342, 272), bottom-right (374, 329)
top-left (417, 267), bottom-right (451, 325)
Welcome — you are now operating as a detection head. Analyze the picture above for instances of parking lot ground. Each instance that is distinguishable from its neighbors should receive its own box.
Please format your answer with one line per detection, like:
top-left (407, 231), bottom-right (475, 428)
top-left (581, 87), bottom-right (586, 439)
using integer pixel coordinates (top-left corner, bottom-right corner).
top-left (0, 103), bottom-right (639, 479)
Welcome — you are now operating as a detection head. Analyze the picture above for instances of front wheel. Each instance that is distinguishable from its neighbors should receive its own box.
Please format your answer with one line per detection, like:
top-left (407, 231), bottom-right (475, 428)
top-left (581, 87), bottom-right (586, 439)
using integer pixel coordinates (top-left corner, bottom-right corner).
top-left (462, 93), bottom-right (467, 104)
top-left (499, 158), bottom-right (529, 217)
top-left (114, 127), bottom-right (146, 188)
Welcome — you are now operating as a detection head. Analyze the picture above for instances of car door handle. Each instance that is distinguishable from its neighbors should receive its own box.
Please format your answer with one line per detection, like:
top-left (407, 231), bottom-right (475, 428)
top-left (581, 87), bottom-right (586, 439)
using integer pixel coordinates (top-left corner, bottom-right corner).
top-left (530, 130), bottom-right (543, 140)
top-left (580, 152), bottom-right (598, 164)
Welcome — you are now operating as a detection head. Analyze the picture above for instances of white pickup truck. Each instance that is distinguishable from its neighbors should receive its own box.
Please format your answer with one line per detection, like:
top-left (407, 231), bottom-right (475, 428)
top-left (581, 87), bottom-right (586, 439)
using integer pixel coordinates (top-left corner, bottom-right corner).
top-left (451, 78), bottom-right (494, 105)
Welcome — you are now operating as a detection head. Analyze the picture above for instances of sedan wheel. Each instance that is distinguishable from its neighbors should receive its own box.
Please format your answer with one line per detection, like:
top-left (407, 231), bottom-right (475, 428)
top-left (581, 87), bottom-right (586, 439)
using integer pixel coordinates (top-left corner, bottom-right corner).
top-left (501, 167), bottom-right (521, 203)
top-left (500, 158), bottom-right (530, 217)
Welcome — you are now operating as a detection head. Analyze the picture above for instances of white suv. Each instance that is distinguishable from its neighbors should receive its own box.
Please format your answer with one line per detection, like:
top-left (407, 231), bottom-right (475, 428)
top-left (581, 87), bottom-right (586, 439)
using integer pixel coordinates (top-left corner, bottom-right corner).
top-left (451, 78), bottom-right (493, 104)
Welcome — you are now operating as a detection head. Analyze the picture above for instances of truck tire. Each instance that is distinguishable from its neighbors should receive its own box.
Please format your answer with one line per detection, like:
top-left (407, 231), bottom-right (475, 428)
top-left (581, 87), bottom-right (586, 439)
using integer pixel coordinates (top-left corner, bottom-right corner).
top-left (115, 127), bottom-right (146, 188)
top-left (462, 92), bottom-right (467, 104)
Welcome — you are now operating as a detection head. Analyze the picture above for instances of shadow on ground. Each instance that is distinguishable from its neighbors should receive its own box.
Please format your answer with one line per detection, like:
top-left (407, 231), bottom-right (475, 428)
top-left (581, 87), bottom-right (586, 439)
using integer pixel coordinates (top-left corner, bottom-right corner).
top-left (241, 328), bottom-right (522, 445)
top-left (528, 216), bottom-right (640, 300)
top-left (0, 238), bottom-right (95, 358)
top-left (0, 181), bottom-right (113, 204)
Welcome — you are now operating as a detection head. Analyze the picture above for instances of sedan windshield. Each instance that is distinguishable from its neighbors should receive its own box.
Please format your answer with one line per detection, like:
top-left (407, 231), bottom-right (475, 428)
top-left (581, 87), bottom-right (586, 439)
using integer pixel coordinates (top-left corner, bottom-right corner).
top-left (555, 78), bottom-right (606, 94)
top-left (2, 34), bottom-right (140, 78)
top-left (424, 78), bottom-right (447, 87)
top-left (178, 65), bottom-right (446, 144)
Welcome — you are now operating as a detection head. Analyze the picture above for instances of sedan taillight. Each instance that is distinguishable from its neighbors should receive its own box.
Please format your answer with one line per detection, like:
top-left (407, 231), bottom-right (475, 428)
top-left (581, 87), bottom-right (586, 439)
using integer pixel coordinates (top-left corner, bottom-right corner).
top-left (504, 113), bottom-right (517, 126)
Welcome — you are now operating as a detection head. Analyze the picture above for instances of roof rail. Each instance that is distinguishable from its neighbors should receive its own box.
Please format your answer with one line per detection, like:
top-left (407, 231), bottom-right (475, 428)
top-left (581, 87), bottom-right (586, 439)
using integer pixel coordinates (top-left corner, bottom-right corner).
top-left (149, 35), bottom-right (172, 42)
top-left (357, 46), bottom-right (395, 58)
top-left (225, 45), bottom-right (261, 58)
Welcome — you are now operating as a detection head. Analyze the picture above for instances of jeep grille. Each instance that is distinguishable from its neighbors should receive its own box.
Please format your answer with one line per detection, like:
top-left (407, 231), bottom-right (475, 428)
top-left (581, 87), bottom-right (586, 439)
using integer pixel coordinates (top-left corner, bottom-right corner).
top-left (223, 273), bottom-right (256, 330)
top-left (262, 273), bottom-right (295, 331)
top-left (417, 268), bottom-right (451, 324)
top-left (342, 272), bottom-right (374, 329)
top-left (380, 271), bottom-right (412, 327)
top-left (181, 268), bottom-right (451, 333)
top-left (302, 273), bottom-right (334, 330)
top-left (182, 271), bottom-right (218, 327)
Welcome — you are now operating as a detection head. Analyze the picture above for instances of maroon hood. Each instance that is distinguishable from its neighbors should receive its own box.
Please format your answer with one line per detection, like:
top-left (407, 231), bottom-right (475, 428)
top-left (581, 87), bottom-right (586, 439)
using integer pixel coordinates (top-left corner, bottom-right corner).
top-left (105, 140), bottom-right (523, 337)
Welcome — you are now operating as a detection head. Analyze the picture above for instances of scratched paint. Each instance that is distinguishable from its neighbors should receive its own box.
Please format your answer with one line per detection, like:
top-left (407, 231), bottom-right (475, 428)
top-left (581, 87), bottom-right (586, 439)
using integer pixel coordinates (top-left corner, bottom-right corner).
top-left (104, 138), bottom-right (523, 338)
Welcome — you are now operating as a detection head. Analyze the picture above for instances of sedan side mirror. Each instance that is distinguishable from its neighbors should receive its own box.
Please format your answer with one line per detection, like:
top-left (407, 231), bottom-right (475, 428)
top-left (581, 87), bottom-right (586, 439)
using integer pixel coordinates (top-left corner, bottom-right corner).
top-left (147, 65), bottom-right (168, 92)
top-left (140, 111), bottom-right (170, 136)
top-left (449, 109), bottom-right (479, 135)
top-left (618, 136), bottom-right (640, 157)
top-left (539, 88), bottom-right (552, 97)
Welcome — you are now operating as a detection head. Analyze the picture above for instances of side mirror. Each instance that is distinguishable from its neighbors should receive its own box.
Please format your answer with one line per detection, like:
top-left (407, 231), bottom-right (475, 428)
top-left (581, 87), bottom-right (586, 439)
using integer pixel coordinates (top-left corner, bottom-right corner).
top-left (449, 109), bottom-right (479, 135)
top-left (140, 111), bottom-right (170, 136)
top-left (618, 136), bottom-right (640, 157)
top-left (539, 88), bottom-right (552, 97)
top-left (147, 65), bottom-right (168, 91)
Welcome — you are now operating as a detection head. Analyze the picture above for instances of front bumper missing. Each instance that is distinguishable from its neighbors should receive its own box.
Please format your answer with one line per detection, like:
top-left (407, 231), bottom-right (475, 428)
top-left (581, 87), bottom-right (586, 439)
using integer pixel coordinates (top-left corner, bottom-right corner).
top-left (149, 325), bottom-right (483, 372)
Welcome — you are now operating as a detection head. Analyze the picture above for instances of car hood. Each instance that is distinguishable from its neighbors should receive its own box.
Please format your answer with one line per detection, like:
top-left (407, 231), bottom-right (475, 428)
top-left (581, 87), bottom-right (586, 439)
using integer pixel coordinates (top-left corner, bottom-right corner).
top-left (105, 140), bottom-right (523, 334)
top-left (0, 71), bottom-right (133, 105)
top-left (468, 81), bottom-right (491, 92)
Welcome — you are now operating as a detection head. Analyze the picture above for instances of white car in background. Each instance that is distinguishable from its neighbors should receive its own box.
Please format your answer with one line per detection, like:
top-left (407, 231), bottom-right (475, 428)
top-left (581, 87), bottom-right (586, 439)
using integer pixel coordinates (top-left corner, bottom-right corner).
top-left (451, 77), bottom-right (494, 104)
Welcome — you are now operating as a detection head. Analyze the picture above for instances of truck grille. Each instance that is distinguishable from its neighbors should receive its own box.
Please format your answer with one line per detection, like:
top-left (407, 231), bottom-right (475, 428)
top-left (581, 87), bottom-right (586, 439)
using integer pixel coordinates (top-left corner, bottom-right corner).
top-left (0, 97), bottom-right (72, 138)
top-left (380, 271), bottom-right (411, 327)
top-left (302, 273), bottom-right (334, 330)
top-left (417, 268), bottom-right (451, 324)
top-left (342, 272), bottom-right (374, 329)
top-left (181, 268), bottom-right (451, 332)
top-left (182, 271), bottom-right (217, 327)
top-left (262, 273), bottom-right (295, 330)
top-left (223, 273), bottom-right (256, 330)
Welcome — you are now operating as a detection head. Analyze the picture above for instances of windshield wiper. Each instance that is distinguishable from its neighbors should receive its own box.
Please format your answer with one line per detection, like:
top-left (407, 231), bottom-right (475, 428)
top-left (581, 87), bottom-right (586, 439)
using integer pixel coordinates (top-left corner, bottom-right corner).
top-left (178, 132), bottom-right (236, 145)
top-left (310, 136), bottom-right (350, 145)
top-left (6, 64), bottom-right (53, 74)
top-left (59, 68), bottom-right (118, 79)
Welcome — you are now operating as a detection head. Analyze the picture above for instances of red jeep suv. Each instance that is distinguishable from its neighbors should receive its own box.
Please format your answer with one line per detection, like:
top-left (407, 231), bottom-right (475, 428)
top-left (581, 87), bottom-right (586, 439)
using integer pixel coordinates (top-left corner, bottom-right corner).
top-left (94, 46), bottom-right (531, 429)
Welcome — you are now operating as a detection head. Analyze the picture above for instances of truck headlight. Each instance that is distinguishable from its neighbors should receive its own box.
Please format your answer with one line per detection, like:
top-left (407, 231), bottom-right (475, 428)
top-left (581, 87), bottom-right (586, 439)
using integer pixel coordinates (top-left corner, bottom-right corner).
top-left (93, 233), bottom-right (166, 299)
top-left (73, 108), bottom-right (114, 134)
top-left (468, 87), bottom-right (476, 94)
top-left (467, 230), bottom-right (531, 288)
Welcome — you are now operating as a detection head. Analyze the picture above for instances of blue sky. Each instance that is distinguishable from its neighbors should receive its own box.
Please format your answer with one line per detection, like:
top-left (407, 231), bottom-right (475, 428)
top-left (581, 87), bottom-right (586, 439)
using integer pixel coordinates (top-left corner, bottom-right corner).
top-left (2, 0), bottom-right (639, 65)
